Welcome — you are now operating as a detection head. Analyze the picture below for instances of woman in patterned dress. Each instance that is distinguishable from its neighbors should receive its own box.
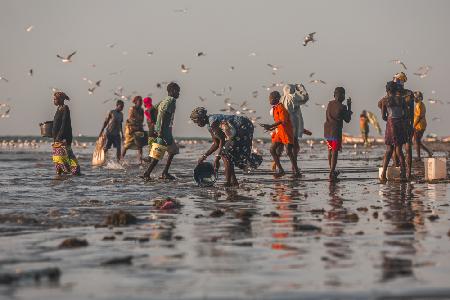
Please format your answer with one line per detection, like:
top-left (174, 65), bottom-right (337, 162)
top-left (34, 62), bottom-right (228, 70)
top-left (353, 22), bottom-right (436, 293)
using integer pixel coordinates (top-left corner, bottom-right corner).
top-left (190, 107), bottom-right (262, 187)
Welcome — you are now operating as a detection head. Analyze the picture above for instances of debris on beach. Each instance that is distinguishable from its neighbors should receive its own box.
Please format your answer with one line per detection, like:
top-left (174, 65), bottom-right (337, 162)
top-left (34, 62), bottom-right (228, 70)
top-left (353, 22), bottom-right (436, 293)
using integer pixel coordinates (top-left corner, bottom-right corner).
top-left (0, 267), bottom-right (61, 285)
top-left (102, 236), bottom-right (116, 241)
top-left (100, 256), bottom-right (133, 266)
top-left (293, 223), bottom-right (322, 232)
top-left (153, 197), bottom-right (181, 210)
top-left (428, 215), bottom-right (439, 222)
top-left (210, 209), bottom-right (225, 218)
top-left (263, 211), bottom-right (280, 218)
top-left (104, 210), bottom-right (137, 226)
top-left (58, 238), bottom-right (88, 249)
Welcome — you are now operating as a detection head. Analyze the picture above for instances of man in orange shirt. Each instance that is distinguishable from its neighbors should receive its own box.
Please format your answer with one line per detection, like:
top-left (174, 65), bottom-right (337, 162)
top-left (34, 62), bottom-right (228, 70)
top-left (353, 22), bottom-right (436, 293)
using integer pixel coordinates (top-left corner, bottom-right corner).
top-left (261, 91), bottom-right (301, 178)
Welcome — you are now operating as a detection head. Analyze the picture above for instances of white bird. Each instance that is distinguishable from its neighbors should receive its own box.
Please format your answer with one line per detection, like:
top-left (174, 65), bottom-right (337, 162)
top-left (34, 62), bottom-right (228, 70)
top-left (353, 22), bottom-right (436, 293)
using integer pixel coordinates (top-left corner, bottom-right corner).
top-left (413, 65), bottom-right (432, 78)
top-left (267, 64), bottom-right (281, 71)
top-left (26, 25), bottom-right (34, 32)
top-left (315, 103), bottom-right (326, 109)
top-left (57, 51), bottom-right (77, 63)
top-left (211, 89), bottom-right (225, 97)
top-left (0, 76), bottom-right (9, 82)
top-left (88, 87), bottom-right (96, 95)
top-left (432, 117), bottom-right (441, 122)
top-left (181, 64), bottom-right (190, 73)
top-left (147, 51), bottom-right (154, 56)
top-left (390, 59), bottom-right (407, 70)
top-left (229, 66), bottom-right (235, 71)
top-left (173, 8), bottom-right (188, 13)
top-left (309, 72), bottom-right (315, 78)
top-left (428, 98), bottom-right (443, 105)
top-left (303, 32), bottom-right (316, 46)
top-left (106, 43), bottom-right (116, 48)
top-left (28, 69), bottom-right (33, 76)
top-left (199, 96), bottom-right (206, 102)
top-left (249, 52), bottom-right (257, 57)
top-left (0, 103), bottom-right (11, 118)
top-left (309, 79), bottom-right (326, 84)
top-left (196, 52), bottom-right (206, 57)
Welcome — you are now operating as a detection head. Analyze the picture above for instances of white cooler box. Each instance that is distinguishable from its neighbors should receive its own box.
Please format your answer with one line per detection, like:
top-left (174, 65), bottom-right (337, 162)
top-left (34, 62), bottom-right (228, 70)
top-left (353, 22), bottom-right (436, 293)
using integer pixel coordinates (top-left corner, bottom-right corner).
top-left (378, 167), bottom-right (400, 180)
top-left (424, 158), bottom-right (447, 181)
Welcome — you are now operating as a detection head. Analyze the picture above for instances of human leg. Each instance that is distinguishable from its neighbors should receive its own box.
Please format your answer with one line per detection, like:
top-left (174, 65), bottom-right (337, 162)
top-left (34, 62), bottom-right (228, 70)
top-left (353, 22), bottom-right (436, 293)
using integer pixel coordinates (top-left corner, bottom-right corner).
top-left (380, 145), bottom-right (394, 181)
top-left (270, 142), bottom-right (284, 177)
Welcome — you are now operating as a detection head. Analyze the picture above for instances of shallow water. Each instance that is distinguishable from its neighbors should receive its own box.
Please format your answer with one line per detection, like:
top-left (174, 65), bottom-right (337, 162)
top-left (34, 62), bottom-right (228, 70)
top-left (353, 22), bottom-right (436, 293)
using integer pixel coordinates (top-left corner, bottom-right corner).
top-left (1, 141), bottom-right (450, 300)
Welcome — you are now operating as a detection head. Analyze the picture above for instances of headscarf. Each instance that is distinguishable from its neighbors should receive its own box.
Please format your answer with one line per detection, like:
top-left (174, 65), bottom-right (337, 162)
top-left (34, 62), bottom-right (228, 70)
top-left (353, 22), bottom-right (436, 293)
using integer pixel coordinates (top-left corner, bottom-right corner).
top-left (190, 107), bottom-right (207, 123)
top-left (143, 97), bottom-right (153, 121)
top-left (54, 91), bottom-right (70, 101)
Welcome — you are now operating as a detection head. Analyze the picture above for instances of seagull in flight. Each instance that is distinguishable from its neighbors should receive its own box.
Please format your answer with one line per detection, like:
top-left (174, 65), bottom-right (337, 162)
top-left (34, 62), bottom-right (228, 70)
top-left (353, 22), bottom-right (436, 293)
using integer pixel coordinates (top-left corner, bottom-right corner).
top-left (303, 32), bottom-right (316, 46)
top-left (0, 76), bottom-right (9, 82)
top-left (309, 72), bottom-right (315, 78)
top-left (199, 96), bottom-right (207, 102)
top-left (267, 64), bottom-right (281, 71)
top-left (309, 79), bottom-right (326, 84)
top-left (57, 51), bottom-right (77, 63)
top-left (196, 52), bottom-right (206, 57)
top-left (181, 64), bottom-right (190, 73)
top-left (26, 25), bottom-right (34, 32)
top-left (390, 59), bottom-right (407, 70)
top-left (413, 65), bottom-right (432, 78)
top-left (28, 69), bottom-right (33, 76)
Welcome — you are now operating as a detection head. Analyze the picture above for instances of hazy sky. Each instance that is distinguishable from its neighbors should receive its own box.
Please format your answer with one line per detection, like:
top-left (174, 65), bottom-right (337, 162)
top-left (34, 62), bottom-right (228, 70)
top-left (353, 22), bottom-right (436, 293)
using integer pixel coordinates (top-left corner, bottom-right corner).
top-left (1, 0), bottom-right (449, 138)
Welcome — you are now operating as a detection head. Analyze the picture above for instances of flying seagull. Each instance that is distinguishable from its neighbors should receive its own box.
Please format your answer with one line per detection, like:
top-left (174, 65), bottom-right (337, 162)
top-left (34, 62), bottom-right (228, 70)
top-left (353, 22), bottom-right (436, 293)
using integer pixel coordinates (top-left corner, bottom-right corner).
top-left (0, 103), bottom-right (11, 118)
top-left (267, 64), bottom-right (281, 71)
top-left (106, 43), bottom-right (116, 48)
top-left (309, 79), bottom-right (326, 84)
top-left (147, 51), bottom-right (154, 56)
top-left (229, 66), bottom-right (235, 71)
top-left (196, 52), bottom-right (206, 57)
top-left (309, 72), bottom-right (315, 78)
top-left (88, 87), bottom-right (96, 95)
top-left (0, 76), bottom-right (9, 82)
top-left (26, 25), bottom-right (34, 32)
top-left (173, 8), bottom-right (188, 13)
top-left (199, 96), bottom-right (206, 102)
top-left (57, 51), bottom-right (77, 63)
top-left (413, 65), bottom-right (432, 78)
top-left (303, 32), bottom-right (316, 46)
top-left (390, 59), bottom-right (407, 70)
top-left (28, 69), bottom-right (33, 76)
top-left (181, 64), bottom-right (190, 73)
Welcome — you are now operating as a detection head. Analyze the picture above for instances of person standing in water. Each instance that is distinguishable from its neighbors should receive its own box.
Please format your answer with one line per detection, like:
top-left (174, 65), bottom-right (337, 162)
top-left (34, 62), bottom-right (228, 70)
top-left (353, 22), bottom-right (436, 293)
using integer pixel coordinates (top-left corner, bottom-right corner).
top-left (413, 91), bottom-right (433, 161)
top-left (393, 72), bottom-right (415, 179)
top-left (261, 91), bottom-right (301, 178)
top-left (98, 100), bottom-right (124, 162)
top-left (142, 83), bottom-right (180, 180)
top-left (324, 87), bottom-right (352, 181)
top-left (360, 110), bottom-right (370, 146)
top-left (51, 91), bottom-right (81, 175)
top-left (190, 107), bottom-right (262, 187)
top-left (280, 84), bottom-right (309, 168)
top-left (143, 96), bottom-right (158, 160)
top-left (379, 81), bottom-right (407, 182)
top-left (122, 96), bottom-right (145, 163)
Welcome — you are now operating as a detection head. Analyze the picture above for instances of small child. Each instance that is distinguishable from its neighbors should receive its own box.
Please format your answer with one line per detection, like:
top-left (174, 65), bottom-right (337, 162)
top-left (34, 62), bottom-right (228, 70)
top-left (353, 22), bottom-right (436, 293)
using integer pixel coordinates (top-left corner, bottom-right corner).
top-left (261, 91), bottom-right (301, 178)
top-left (324, 87), bottom-right (352, 181)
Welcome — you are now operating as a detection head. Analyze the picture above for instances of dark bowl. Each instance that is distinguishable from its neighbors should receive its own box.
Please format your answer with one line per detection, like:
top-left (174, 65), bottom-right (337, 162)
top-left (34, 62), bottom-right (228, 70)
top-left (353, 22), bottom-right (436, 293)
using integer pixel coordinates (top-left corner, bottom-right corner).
top-left (194, 162), bottom-right (217, 187)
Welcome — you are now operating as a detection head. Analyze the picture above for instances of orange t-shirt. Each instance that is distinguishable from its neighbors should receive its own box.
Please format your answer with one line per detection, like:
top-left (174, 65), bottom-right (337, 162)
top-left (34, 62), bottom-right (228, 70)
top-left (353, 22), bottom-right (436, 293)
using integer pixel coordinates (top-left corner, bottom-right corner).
top-left (271, 103), bottom-right (294, 145)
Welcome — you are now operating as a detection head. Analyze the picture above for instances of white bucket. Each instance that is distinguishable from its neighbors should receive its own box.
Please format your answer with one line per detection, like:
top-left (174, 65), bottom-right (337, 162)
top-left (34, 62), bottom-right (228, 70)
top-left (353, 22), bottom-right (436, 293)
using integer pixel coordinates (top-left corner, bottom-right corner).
top-left (379, 167), bottom-right (400, 180)
top-left (149, 143), bottom-right (167, 160)
top-left (424, 158), bottom-right (447, 181)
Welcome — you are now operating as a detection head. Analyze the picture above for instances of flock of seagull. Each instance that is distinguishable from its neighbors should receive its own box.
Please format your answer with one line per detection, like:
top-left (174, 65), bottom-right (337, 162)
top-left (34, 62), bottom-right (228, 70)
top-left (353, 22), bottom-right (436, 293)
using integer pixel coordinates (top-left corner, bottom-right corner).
top-left (0, 20), bottom-right (443, 126)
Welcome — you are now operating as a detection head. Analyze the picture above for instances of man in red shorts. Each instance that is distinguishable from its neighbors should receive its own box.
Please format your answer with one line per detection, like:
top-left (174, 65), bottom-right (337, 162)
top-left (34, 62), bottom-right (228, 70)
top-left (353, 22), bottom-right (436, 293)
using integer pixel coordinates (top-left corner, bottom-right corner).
top-left (324, 87), bottom-right (352, 181)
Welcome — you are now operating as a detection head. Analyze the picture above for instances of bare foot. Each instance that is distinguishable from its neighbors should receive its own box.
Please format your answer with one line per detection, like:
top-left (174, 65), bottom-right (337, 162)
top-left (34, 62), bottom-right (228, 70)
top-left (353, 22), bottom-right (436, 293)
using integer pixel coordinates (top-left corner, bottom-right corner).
top-left (273, 170), bottom-right (285, 178)
top-left (160, 173), bottom-right (176, 180)
top-left (271, 162), bottom-right (277, 171)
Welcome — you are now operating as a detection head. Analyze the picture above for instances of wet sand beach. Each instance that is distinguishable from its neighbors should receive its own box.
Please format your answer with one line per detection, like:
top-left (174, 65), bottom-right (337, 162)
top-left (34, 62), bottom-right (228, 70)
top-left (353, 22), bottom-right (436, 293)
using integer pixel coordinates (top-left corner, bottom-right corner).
top-left (1, 141), bottom-right (450, 299)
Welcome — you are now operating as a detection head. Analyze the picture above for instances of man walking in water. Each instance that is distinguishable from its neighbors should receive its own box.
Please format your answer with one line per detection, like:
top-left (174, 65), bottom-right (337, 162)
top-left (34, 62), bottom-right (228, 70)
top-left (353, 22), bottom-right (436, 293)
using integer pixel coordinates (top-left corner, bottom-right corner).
top-left (142, 82), bottom-right (180, 180)
top-left (393, 72), bottom-right (415, 179)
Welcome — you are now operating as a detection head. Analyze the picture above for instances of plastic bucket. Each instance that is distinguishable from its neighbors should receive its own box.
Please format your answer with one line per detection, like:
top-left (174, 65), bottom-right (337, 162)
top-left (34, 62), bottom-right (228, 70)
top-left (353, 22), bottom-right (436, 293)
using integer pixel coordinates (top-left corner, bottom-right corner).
top-left (194, 162), bottom-right (217, 187)
top-left (39, 121), bottom-right (53, 137)
top-left (149, 142), bottom-right (167, 160)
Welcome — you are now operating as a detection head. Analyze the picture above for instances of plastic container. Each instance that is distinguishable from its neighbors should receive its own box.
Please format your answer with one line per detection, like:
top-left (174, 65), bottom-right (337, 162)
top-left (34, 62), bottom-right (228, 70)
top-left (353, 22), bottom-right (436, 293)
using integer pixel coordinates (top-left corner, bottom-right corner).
top-left (134, 131), bottom-right (148, 147)
top-left (379, 167), bottom-right (400, 180)
top-left (149, 142), bottom-right (167, 160)
top-left (424, 158), bottom-right (447, 181)
top-left (39, 121), bottom-right (53, 137)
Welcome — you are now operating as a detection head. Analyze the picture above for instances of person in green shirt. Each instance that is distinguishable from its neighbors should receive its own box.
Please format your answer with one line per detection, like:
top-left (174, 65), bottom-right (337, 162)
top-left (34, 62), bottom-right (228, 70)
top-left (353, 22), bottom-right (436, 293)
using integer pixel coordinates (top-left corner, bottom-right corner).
top-left (142, 82), bottom-right (180, 180)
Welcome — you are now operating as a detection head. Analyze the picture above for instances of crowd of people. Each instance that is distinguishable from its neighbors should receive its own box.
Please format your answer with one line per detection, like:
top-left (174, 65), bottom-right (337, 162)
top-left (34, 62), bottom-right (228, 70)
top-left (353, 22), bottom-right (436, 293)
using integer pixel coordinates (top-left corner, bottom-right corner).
top-left (49, 72), bottom-right (433, 184)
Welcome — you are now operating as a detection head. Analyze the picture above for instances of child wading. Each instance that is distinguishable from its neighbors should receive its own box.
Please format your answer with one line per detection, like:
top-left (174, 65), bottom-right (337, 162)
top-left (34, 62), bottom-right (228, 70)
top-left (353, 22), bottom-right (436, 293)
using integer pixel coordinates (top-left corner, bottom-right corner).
top-left (98, 100), bottom-right (124, 162)
top-left (261, 91), bottom-right (301, 178)
top-left (323, 87), bottom-right (352, 181)
top-left (142, 82), bottom-right (180, 180)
